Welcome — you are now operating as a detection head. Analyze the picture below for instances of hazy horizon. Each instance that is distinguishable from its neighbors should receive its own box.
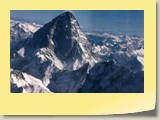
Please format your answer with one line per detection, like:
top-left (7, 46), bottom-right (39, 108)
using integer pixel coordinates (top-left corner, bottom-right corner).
top-left (11, 10), bottom-right (144, 36)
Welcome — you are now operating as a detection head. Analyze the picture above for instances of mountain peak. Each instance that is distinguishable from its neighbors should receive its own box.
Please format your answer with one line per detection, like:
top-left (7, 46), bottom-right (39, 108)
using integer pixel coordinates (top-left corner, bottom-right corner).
top-left (26, 11), bottom-right (88, 61)
top-left (57, 11), bottom-right (75, 18)
top-left (27, 12), bottom-right (80, 49)
top-left (50, 11), bottom-right (77, 26)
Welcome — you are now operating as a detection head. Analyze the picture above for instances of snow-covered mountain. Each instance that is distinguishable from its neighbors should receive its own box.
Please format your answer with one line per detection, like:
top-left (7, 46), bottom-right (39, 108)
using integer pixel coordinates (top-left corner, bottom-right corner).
top-left (86, 32), bottom-right (144, 72)
top-left (11, 69), bottom-right (51, 93)
top-left (10, 12), bottom-right (144, 93)
top-left (10, 19), bottom-right (42, 48)
top-left (79, 60), bottom-right (144, 93)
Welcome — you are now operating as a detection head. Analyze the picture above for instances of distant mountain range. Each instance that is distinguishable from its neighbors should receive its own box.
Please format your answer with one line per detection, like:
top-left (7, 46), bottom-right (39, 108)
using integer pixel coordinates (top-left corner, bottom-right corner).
top-left (10, 12), bottom-right (144, 93)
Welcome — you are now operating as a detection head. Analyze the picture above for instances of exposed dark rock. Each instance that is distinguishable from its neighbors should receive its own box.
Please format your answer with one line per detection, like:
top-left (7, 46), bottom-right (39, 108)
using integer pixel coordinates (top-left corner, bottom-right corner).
top-left (47, 63), bottom-right (89, 93)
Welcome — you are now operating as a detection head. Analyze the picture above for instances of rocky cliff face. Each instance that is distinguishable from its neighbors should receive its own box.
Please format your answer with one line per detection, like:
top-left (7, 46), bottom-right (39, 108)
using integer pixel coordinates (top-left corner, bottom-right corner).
top-left (79, 61), bottom-right (144, 93)
top-left (10, 12), bottom-right (144, 93)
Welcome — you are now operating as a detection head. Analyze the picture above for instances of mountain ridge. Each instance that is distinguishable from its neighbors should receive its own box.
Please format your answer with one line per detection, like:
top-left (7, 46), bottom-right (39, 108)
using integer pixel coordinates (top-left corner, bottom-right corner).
top-left (10, 12), bottom-right (144, 93)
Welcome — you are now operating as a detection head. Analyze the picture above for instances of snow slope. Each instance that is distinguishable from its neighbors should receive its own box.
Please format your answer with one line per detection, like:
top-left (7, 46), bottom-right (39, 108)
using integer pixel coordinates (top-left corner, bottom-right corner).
top-left (10, 12), bottom-right (144, 93)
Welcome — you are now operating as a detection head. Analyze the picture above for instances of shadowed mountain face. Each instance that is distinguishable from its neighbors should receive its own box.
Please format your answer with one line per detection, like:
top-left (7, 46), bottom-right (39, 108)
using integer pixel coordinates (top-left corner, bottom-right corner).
top-left (47, 63), bottom-right (89, 93)
top-left (79, 61), bottom-right (144, 93)
top-left (10, 12), bottom-right (144, 93)
top-left (27, 12), bottom-right (87, 61)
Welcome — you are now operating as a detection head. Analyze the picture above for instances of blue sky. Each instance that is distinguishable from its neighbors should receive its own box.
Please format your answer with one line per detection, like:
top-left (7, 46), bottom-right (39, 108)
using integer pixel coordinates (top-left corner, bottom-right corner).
top-left (11, 10), bottom-right (144, 36)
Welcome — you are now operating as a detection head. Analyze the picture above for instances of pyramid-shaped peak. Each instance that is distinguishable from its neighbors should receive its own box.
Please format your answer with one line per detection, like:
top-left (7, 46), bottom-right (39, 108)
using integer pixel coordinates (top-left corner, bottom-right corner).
top-left (26, 11), bottom-right (85, 58)
top-left (47, 11), bottom-right (79, 30)
top-left (62, 11), bottom-right (74, 15)
top-left (58, 11), bottom-right (75, 18)
top-left (51, 11), bottom-right (76, 22)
